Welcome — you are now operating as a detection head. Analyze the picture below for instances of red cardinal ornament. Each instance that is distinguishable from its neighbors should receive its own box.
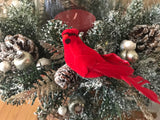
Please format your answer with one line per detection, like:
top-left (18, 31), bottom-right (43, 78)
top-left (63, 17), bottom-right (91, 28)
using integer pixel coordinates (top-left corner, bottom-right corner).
top-left (62, 28), bottom-right (160, 104)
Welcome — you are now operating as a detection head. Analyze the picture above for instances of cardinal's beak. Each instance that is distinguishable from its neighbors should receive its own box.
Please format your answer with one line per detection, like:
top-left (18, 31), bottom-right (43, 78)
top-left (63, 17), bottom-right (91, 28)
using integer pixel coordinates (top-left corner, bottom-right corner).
top-left (62, 34), bottom-right (68, 40)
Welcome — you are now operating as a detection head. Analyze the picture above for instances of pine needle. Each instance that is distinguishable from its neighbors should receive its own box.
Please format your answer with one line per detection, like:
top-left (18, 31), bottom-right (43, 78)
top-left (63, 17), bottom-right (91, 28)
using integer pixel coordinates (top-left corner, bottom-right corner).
top-left (6, 88), bottom-right (36, 105)
top-left (132, 92), bottom-right (154, 120)
top-left (6, 69), bottom-right (60, 105)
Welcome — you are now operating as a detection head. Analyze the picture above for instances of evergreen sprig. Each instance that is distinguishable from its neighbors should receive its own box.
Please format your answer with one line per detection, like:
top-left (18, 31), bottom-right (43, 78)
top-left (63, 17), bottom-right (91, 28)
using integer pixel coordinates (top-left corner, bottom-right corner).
top-left (0, 0), bottom-right (40, 41)
top-left (149, 4), bottom-right (160, 24)
top-left (86, 0), bottom-right (156, 53)
top-left (6, 69), bottom-right (60, 105)
top-left (39, 20), bottom-right (68, 46)
top-left (0, 65), bottom-right (41, 101)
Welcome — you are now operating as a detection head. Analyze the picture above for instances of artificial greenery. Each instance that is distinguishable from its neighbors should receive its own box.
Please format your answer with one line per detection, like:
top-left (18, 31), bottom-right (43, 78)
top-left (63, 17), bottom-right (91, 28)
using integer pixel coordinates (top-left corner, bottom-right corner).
top-left (0, 0), bottom-right (160, 120)
top-left (0, 65), bottom-right (41, 101)
top-left (0, 0), bottom-right (40, 41)
top-left (39, 20), bottom-right (68, 46)
top-left (149, 4), bottom-right (160, 24)
top-left (86, 0), bottom-right (146, 53)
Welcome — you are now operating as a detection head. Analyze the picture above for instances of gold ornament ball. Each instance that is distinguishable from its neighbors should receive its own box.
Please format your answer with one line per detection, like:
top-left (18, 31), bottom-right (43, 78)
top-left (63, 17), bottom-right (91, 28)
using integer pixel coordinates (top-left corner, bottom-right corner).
top-left (126, 50), bottom-right (139, 63)
top-left (68, 95), bottom-right (85, 114)
top-left (120, 50), bottom-right (127, 59)
top-left (13, 51), bottom-right (33, 70)
top-left (57, 106), bottom-right (67, 116)
top-left (120, 50), bottom-right (139, 63)
top-left (120, 40), bottom-right (136, 50)
top-left (0, 61), bottom-right (11, 73)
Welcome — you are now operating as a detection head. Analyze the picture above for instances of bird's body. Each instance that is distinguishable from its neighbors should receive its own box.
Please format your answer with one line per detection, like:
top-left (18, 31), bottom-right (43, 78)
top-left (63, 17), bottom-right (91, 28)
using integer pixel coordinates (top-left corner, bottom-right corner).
top-left (62, 28), bottom-right (160, 104)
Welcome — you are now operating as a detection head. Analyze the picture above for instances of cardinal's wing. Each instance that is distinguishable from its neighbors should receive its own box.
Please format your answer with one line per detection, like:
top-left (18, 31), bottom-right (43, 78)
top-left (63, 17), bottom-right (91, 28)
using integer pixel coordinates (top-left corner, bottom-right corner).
top-left (71, 54), bottom-right (103, 78)
top-left (91, 62), bottom-right (134, 81)
top-left (101, 53), bottom-right (130, 66)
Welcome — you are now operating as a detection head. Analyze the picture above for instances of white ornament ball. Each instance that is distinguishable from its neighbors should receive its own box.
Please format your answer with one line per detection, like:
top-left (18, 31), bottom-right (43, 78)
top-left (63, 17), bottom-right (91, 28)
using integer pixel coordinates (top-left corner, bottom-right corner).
top-left (58, 106), bottom-right (67, 116)
top-left (14, 51), bottom-right (33, 70)
top-left (120, 40), bottom-right (136, 50)
top-left (0, 61), bottom-right (11, 73)
top-left (36, 58), bottom-right (52, 70)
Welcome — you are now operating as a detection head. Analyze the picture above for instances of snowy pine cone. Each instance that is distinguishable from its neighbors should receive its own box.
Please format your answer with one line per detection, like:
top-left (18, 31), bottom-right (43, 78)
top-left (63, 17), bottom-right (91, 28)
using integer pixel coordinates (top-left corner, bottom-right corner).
top-left (54, 64), bottom-right (77, 89)
top-left (129, 24), bottom-right (160, 53)
top-left (4, 34), bottom-right (39, 60)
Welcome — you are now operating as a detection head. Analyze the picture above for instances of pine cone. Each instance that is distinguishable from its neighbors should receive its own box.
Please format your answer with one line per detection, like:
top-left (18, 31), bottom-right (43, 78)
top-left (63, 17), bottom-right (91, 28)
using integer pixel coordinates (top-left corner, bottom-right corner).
top-left (54, 64), bottom-right (77, 89)
top-left (129, 25), bottom-right (160, 53)
top-left (4, 34), bottom-right (39, 60)
top-left (0, 42), bottom-right (16, 61)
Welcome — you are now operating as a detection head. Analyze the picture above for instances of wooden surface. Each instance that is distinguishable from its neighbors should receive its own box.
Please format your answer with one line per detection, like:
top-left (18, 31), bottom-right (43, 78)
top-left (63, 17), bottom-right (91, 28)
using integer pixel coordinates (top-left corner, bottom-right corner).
top-left (0, 99), bottom-right (39, 120)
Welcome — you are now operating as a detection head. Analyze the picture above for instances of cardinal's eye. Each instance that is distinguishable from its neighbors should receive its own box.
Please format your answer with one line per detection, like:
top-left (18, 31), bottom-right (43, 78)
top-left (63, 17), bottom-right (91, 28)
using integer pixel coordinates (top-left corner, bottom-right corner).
top-left (65, 39), bottom-right (71, 44)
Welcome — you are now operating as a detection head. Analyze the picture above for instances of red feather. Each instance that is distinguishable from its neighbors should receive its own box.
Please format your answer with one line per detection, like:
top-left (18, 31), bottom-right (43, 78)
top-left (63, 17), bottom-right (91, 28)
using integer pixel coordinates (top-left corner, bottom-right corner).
top-left (62, 28), bottom-right (160, 104)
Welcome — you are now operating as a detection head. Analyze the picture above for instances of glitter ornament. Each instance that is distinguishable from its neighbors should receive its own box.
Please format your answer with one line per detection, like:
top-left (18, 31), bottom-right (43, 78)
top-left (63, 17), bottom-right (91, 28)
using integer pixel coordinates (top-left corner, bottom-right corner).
top-left (68, 95), bottom-right (85, 114)
top-left (120, 40), bottom-right (136, 50)
top-left (36, 58), bottom-right (52, 70)
top-left (0, 61), bottom-right (11, 73)
top-left (57, 106), bottom-right (67, 116)
top-left (13, 51), bottom-right (33, 70)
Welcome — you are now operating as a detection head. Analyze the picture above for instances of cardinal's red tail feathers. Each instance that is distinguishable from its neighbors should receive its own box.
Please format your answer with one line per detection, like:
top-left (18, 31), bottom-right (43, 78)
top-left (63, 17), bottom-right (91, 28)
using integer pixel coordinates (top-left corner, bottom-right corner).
top-left (122, 76), bottom-right (160, 104)
top-left (93, 63), bottom-right (160, 104)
